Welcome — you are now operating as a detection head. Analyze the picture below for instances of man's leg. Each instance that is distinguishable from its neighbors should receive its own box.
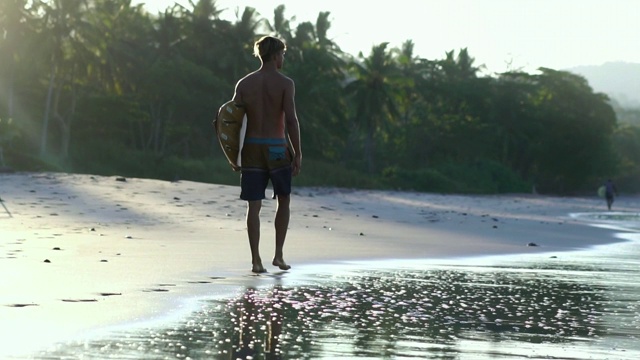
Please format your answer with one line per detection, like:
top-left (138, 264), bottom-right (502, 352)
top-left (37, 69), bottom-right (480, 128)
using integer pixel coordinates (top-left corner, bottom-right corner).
top-left (610, 198), bottom-right (614, 210)
top-left (272, 194), bottom-right (291, 270)
top-left (247, 200), bottom-right (266, 273)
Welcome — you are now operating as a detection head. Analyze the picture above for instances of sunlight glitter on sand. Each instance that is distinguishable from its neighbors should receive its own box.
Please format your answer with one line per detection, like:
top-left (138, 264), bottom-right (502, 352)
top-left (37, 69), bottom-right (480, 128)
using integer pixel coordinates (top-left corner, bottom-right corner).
top-left (39, 238), bottom-right (640, 359)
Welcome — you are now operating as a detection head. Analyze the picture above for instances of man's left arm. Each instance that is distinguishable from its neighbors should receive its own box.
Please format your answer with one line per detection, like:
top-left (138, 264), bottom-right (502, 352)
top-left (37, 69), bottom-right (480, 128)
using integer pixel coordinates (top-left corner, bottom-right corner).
top-left (283, 79), bottom-right (301, 176)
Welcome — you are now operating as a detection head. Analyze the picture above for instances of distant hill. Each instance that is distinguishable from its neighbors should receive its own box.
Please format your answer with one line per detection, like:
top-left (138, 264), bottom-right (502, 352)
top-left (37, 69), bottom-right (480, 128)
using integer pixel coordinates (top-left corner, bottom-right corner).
top-left (566, 62), bottom-right (640, 108)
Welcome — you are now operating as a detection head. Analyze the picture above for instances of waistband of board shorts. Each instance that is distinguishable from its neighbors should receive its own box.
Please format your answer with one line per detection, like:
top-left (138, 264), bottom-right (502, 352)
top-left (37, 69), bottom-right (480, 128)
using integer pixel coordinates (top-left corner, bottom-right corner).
top-left (244, 138), bottom-right (287, 145)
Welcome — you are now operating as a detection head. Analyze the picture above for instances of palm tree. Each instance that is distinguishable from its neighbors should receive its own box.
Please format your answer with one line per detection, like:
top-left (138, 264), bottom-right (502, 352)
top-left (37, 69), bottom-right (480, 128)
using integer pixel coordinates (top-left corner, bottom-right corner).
top-left (181, 0), bottom-right (224, 69)
top-left (531, 68), bottom-right (617, 191)
top-left (439, 48), bottom-right (481, 81)
top-left (83, 0), bottom-right (153, 94)
top-left (0, 0), bottom-right (35, 121)
top-left (345, 43), bottom-right (400, 173)
top-left (278, 11), bottom-right (348, 160)
top-left (37, 0), bottom-right (89, 158)
top-left (268, 5), bottom-right (293, 43)
top-left (230, 7), bottom-right (264, 78)
top-left (392, 40), bottom-right (440, 166)
top-left (489, 72), bottom-right (539, 177)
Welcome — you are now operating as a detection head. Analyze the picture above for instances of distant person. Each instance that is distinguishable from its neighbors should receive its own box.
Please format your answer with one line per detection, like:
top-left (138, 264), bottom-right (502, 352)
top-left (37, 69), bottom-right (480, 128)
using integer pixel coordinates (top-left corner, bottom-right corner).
top-left (232, 36), bottom-right (302, 273)
top-left (604, 179), bottom-right (618, 211)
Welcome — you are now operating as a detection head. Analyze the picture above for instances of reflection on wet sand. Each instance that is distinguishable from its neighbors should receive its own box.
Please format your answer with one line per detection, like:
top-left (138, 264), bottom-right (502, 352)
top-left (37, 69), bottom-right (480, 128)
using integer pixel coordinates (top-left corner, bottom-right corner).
top-left (40, 238), bottom-right (640, 359)
top-left (231, 287), bottom-right (283, 359)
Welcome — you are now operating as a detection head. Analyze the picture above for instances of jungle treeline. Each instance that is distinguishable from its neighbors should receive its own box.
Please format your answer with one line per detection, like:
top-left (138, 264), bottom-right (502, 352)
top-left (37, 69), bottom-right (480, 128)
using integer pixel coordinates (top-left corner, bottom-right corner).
top-left (1, 0), bottom-right (639, 194)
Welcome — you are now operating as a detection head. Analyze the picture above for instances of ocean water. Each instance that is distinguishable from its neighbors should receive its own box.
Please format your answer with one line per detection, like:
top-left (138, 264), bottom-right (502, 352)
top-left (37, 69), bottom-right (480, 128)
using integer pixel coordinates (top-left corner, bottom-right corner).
top-left (37, 213), bottom-right (640, 359)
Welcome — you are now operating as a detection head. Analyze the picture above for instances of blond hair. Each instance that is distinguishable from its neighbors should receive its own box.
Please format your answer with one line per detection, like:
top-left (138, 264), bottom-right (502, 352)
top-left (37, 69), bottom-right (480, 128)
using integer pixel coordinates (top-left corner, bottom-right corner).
top-left (253, 36), bottom-right (286, 62)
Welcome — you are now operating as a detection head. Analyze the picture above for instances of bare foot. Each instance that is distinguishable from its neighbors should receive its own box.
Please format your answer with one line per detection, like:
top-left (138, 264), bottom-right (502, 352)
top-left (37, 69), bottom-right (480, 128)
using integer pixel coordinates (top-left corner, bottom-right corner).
top-left (272, 259), bottom-right (291, 271)
top-left (252, 263), bottom-right (267, 274)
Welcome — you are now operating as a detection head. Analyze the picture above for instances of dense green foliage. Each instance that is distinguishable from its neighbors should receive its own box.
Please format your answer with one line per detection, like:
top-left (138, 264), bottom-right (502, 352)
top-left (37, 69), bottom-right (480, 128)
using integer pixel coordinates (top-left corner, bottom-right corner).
top-left (1, 0), bottom-right (638, 194)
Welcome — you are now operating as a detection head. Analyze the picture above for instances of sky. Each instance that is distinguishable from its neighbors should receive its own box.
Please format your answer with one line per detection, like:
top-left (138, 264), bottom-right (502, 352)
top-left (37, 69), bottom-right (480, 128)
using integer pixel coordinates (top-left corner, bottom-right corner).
top-left (134, 0), bottom-right (640, 74)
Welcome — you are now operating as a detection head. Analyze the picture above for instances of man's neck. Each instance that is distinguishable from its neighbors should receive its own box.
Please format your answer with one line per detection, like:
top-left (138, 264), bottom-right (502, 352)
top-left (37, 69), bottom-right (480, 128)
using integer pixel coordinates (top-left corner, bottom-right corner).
top-left (260, 61), bottom-right (279, 72)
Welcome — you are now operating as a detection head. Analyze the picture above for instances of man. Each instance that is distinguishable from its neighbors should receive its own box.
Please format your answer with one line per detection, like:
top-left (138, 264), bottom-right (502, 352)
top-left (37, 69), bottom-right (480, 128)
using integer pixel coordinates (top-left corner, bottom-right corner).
top-left (604, 179), bottom-right (617, 211)
top-left (232, 36), bottom-right (302, 273)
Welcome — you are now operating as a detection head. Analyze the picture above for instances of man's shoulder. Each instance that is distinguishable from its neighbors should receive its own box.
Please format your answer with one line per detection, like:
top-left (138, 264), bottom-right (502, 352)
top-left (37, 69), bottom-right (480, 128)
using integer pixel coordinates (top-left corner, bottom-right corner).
top-left (238, 71), bottom-right (259, 83)
top-left (276, 72), bottom-right (295, 87)
top-left (278, 72), bottom-right (294, 82)
top-left (237, 70), bottom-right (294, 90)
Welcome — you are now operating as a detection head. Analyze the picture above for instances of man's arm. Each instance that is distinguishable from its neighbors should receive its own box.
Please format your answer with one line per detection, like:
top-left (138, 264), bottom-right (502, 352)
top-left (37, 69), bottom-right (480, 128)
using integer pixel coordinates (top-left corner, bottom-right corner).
top-left (283, 78), bottom-right (302, 176)
top-left (231, 80), bottom-right (243, 105)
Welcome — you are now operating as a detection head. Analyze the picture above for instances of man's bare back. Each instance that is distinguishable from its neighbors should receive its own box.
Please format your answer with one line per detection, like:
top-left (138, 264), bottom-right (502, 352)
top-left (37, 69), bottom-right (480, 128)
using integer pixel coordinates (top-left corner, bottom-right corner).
top-left (234, 69), bottom-right (295, 140)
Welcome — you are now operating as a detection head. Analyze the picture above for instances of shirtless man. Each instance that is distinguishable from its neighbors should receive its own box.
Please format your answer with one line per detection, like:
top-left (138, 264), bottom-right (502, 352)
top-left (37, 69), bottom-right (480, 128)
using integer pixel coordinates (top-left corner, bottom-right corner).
top-left (232, 36), bottom-right (302, 273)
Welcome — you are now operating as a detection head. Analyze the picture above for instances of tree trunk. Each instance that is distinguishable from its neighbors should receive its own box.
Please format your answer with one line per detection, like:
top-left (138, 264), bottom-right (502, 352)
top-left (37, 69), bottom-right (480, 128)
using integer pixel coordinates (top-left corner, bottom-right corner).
top-left (138, 118), bottom-right (147, 152)
top-left (365, 126), bottom-right (375, 174)
top-left (8, 68), bottom-right (14, 119)
top-left (59, 121), bottom-right (71, 160)
top-left (57, 88), bottom-right (76, 160)
top-left (147, 103), bottom-right (163, 155)
top-left (343, 123), bottom-right (358, 166)
top-left (51, 71), bottom-right (77, 160)
top-left (40, 63), bottom-right (57, 157)
top-left (160, 108), bottom-right (174, 155)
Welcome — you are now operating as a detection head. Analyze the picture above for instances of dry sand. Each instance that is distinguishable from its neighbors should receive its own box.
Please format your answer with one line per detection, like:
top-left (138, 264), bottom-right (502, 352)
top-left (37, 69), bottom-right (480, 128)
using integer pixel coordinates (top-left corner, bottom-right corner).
top-left (0, 172), bottom-right (637, 357)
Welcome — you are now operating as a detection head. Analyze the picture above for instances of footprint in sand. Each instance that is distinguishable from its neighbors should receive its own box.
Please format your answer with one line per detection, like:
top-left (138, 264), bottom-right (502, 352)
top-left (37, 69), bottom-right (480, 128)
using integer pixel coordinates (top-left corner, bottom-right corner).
top-left (6, 303), bottom-right (39, 308)
top-left (142, 283), bottom-right (176, 292)
top-left (142, 288), bottom-right (170, 293)
top-left (61, 299), bottom-right (98, 303)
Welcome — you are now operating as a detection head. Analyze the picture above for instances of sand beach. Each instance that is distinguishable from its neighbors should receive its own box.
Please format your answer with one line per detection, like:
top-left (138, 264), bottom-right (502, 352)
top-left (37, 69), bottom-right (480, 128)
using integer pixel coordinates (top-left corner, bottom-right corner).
top-left (1, 172), bottom-right (638, 358)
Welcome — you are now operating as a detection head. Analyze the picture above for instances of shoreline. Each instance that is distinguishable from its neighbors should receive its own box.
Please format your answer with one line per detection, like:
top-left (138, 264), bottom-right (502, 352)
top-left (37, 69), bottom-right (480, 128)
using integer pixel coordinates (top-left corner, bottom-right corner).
top-left (35, 234), bottom-right (640, 359)
top-left (1, 172), bottom-right (638, 357)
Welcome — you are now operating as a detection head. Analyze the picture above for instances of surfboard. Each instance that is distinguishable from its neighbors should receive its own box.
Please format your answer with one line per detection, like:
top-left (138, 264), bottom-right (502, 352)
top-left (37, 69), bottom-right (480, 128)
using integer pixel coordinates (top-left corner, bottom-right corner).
top-left (597, 185), bottom-right (606, 198)
top-left (214, 100), bottom-right (247, 171)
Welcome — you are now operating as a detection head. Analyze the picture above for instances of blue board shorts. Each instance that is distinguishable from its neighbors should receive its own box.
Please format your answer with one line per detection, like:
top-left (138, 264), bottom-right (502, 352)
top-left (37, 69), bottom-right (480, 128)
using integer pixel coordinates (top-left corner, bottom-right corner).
top-left (240, 138), bottom-right (292, 201)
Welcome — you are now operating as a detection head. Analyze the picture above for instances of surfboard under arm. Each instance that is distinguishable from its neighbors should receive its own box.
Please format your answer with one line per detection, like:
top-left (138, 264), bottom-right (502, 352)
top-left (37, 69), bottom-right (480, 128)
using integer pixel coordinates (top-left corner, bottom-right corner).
top-left (237, 114), bottom-right (247, 167)
top-left (215, 100), bottom-right (246, 171)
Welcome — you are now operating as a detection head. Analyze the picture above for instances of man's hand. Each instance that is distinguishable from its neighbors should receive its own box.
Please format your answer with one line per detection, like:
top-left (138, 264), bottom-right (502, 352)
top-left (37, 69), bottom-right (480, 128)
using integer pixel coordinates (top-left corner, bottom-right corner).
top-left (292, 155), bottom-right (301, 176)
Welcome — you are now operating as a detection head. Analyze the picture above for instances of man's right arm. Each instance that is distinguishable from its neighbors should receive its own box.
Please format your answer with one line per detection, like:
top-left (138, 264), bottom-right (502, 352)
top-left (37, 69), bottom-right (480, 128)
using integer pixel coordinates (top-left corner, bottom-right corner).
top-left (232, 80), bottom-right (243, 105)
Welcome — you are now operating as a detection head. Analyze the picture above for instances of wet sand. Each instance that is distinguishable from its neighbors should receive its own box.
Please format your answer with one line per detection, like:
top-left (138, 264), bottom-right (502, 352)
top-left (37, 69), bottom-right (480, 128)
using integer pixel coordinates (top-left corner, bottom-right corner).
top-left (1, 172), bottom-right (638, 358)
top-left (40, 240), bottom-right (640, 359)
